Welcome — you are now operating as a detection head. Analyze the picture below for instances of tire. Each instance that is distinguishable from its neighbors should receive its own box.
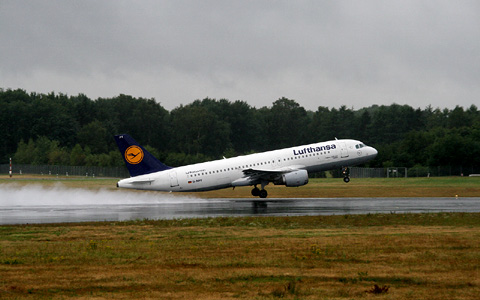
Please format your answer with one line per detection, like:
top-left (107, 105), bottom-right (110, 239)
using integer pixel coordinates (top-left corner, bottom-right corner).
top-left (259, 189), bottom-right (268, 198)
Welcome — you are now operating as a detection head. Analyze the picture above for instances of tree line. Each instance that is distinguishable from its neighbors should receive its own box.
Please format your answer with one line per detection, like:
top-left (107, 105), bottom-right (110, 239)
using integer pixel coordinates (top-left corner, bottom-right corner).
top-left (1, 88), bottom-right (479, 174)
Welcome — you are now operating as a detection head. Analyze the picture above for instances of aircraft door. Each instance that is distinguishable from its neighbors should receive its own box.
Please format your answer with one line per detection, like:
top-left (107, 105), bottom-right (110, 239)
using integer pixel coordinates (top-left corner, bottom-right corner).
top-left (339, 142), bottom-right (349, 158)
top-left (169, 171), bottom-right (179, 187)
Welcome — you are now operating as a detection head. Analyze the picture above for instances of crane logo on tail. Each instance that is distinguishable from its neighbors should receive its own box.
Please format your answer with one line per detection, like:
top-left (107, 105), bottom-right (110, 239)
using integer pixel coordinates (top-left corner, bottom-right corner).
top-left (125, 146), bottom-right (144, 164)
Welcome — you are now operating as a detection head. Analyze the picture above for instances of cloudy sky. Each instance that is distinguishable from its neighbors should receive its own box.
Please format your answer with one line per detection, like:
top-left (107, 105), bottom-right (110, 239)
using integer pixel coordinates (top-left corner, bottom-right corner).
top-left (1, 1), bottom-right (479, 111)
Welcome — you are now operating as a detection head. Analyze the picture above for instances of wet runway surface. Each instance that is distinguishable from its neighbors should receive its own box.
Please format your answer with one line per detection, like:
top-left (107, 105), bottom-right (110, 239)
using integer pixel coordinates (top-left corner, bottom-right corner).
top-left (2, 197), bottom-right (480, 224)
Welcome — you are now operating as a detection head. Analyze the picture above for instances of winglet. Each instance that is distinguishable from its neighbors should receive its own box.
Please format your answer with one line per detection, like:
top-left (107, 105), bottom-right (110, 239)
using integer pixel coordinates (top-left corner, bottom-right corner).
top-left (114, 134), bottom-right (171, 177)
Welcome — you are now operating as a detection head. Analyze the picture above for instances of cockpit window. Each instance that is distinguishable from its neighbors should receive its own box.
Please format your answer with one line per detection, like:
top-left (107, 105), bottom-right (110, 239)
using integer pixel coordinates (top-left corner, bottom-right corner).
top-left (355, 143), bottom-right (366, 149)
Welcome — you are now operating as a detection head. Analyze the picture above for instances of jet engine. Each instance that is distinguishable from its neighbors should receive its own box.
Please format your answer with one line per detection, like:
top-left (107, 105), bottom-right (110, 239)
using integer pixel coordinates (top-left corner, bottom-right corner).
top-left (278, 169), bottom-right (309, 187)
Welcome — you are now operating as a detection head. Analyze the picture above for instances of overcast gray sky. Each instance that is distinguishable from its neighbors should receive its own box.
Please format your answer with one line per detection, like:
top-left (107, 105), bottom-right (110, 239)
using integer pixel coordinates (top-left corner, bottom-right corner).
top-left (1, 0), bottom-right (479, 111)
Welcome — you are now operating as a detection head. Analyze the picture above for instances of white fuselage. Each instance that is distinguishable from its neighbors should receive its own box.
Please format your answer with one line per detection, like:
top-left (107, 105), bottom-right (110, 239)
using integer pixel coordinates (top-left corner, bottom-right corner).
top-left (117, 139), bottom-right (377, 192)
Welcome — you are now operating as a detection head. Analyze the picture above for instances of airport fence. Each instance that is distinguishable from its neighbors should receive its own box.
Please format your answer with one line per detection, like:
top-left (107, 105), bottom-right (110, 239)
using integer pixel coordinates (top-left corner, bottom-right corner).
top-left (407, 165), bottom-right (480, 177)
top-left (0, 164), bottom-right (130, 178)
top-left (349, 167), bottom-right (387, 178)
top-left (349, 165), bottom-right (480, 178)
top-left (1, 164), bottom-right (478, 179)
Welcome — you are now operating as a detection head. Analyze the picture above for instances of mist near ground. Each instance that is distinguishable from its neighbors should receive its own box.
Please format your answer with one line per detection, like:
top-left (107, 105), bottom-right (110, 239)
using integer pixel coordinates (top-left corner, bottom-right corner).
top-left (0, 183), bottom-right (202, 207)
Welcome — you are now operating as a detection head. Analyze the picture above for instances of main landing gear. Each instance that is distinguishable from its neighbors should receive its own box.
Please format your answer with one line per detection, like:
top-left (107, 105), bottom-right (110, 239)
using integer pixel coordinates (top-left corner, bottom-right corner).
top-left (251, 185), bottom-right (268, 198)
top-left (342, 167), bottom-right (350, 183)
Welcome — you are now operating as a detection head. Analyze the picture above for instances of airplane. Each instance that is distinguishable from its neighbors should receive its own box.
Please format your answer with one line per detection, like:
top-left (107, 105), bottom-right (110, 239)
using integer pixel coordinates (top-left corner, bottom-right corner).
top-left (114, 134), bottom-right (378, 198)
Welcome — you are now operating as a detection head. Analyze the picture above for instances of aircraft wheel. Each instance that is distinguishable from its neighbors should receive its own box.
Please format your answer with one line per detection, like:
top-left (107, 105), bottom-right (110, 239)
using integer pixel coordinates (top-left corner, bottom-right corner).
top-left (259, 189), bottom-right (268, 198)
top-left (343, 177), bottom-right (350, 183)
top-left (251, 187), bottom-right (260, 197)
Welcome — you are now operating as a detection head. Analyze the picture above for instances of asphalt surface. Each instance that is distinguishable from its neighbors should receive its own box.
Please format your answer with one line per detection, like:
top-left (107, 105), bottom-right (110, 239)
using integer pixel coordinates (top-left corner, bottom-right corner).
top-left (1, 197), bottom-right (479, 224)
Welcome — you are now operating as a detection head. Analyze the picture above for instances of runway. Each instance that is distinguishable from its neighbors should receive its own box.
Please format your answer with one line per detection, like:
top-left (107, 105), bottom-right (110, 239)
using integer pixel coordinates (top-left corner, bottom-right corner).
top-left (1, 196), bottom-right (480, 225)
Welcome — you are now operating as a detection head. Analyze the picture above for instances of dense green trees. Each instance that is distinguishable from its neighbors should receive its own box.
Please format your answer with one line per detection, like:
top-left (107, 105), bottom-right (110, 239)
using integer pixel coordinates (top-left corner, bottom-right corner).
top-left (1, 88), bottom-right (479, 174)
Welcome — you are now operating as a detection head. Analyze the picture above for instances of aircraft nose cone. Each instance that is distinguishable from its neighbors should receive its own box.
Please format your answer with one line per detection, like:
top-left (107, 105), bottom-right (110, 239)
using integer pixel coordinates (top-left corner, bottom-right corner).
top-left (371, 147), bottom-right (378, 157)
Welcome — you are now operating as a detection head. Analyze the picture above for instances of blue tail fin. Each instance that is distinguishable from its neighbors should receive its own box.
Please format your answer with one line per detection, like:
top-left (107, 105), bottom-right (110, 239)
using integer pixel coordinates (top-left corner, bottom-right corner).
top-left (114, 134), bottom-right (171, 177)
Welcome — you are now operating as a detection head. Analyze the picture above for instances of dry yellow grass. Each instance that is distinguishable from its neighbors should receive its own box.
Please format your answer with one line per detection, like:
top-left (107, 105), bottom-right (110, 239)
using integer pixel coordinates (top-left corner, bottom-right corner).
top-left (5, 174), bottom-right (480, 198)
top-left (1, 214), bottom-right (480, 299)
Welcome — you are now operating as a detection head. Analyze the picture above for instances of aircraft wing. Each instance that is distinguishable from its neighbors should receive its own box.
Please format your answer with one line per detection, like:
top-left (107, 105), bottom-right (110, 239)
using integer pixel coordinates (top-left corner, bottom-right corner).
top-left (243, 165), bottom-right (304, 176)
top-left (242, 168), bottom-right (281, 182)
top-left (232, 166), bottom-right (305, 186)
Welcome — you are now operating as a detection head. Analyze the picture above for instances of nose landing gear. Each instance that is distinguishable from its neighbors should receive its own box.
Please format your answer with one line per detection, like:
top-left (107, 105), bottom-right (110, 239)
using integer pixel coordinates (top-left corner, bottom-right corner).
top-left (342, 167), bottom-right (350, 183)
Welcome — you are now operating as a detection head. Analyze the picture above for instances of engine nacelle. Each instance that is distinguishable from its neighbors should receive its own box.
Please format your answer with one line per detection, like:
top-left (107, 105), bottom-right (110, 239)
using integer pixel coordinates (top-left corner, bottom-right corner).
top-left (280, 169), bottom-right (309, 187)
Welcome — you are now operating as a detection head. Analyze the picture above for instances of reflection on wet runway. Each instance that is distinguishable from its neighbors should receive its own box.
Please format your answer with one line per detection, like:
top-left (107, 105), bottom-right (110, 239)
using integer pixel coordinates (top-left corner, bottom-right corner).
top-left (2, 196), bottom-right (480, 224)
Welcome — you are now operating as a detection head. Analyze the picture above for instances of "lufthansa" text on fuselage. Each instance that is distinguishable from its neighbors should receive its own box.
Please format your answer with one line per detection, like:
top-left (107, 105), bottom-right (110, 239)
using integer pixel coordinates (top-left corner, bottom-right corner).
top-left (293, 144), bottom-right (336, 156)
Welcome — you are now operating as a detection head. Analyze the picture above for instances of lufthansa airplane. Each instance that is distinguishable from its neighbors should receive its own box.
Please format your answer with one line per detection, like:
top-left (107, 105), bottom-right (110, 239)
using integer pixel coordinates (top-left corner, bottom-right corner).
top-left (115, 134), bottom-right (378, 198)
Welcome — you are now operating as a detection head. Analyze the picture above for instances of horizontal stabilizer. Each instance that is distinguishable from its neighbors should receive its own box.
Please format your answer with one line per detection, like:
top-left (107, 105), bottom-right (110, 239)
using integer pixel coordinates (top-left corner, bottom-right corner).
top-left (129, 178), bottom-right (155, 184)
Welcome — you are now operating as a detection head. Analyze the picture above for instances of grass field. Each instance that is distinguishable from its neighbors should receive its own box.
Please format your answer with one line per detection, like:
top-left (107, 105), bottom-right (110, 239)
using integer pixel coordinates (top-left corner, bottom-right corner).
top-left (1, 214), bottom-right (480, 299)
top-left (1, 176), bottom-right (480, 299)
top-left (1, 174), bottom-right (480, 198)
